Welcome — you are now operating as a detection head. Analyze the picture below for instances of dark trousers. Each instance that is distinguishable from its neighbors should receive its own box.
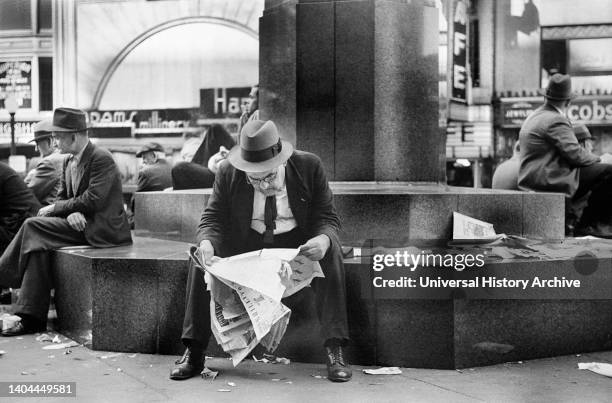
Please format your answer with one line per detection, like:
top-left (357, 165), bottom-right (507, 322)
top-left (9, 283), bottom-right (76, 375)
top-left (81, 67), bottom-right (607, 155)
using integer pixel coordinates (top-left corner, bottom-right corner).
top-left (171, 162), bottom-right (216, 190)
top-left (181, 228), bottom-right (350, 348)
top-left (172, 124), bottom-right (236, 190)
top-left (0, 217), bottom-right (86, 321)
top-left (569, 163), bottom-right (612, 230)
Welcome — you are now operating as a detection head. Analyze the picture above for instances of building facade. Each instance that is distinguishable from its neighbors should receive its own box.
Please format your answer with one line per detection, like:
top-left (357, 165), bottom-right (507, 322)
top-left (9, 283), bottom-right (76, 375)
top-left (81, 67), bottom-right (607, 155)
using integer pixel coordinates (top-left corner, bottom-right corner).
top-left (493, 0), bottom-right (612, 163)
top-left (0, 0), bottom-right (53, 158)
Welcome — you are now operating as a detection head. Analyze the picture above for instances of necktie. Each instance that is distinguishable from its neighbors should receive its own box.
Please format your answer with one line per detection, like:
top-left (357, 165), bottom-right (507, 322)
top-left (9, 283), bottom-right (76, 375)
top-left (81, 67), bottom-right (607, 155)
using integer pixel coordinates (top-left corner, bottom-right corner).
top-left (263, 195), bottom-right (277, 245)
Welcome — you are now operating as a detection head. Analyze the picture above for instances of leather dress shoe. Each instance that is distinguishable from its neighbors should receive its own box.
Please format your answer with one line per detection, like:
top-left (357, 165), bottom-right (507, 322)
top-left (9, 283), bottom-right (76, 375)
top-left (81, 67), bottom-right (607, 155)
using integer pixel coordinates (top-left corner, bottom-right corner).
top-left (169, 347), bottom-right (204, 380)
top-left (325, 344), bottom-right (352, 382)
top-left (1, 317), bottom-right (46, 337)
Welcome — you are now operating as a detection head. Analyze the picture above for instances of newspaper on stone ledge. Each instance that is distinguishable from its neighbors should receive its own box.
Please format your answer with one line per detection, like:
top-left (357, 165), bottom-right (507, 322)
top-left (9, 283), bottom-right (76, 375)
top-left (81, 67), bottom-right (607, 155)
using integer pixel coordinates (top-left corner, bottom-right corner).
top-left (189, 246), bottom-right (324, 366)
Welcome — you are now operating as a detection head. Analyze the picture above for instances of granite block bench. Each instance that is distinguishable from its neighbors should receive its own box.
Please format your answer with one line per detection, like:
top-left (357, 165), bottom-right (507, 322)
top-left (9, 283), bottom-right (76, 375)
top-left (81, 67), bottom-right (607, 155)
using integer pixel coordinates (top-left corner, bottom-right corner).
top-left (51, 237), bottom-right (190, 355)
top-left (51, 236), bottom-right (612, 369)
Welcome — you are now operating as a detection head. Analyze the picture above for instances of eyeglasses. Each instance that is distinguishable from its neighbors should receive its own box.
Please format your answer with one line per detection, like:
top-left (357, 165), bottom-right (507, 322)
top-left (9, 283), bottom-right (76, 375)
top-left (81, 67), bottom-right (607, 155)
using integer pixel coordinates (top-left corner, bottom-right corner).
top-left (246, 171), bottom-right (277, 187)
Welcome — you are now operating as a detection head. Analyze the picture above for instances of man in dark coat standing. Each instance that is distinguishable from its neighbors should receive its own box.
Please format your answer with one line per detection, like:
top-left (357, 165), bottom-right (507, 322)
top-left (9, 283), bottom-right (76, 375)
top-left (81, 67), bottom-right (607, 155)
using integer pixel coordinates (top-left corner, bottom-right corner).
top-left (0, 107), bottom-right (132, 336)
top-left (518, 74), bottom-right (612, 237)
top-left (0, 162), bottom-right (40, 255)
top-left (170, 120), bottom-right (351, 382)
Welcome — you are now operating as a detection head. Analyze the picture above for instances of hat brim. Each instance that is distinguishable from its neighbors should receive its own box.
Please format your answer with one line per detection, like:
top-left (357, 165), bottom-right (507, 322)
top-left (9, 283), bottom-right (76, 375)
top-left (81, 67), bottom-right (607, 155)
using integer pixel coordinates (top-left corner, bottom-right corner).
top-left (28, 133), bottom-right (53, 143)
top-left (46, 124), bottom-right (90, 132)
top-left (227, 140), bottom-right (294, 173)
top-left (538, 88), bottom-right (578, 100)
top-left (136, 150), bottom-right (155, 157)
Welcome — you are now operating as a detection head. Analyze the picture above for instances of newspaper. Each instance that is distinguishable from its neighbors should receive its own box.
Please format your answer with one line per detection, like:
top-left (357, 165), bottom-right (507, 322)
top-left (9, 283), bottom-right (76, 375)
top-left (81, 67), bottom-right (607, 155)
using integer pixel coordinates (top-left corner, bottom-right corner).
top-left (189, 246), bottom-right (322, 366)
top-left (452, 212), bottom-right (498, 241)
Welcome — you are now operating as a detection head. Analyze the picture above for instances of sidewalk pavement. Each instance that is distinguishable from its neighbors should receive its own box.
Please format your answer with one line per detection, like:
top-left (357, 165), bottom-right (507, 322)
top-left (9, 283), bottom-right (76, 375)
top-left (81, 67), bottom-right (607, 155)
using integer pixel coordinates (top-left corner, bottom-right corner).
top-left (0, 333), bottom-right (610, 403)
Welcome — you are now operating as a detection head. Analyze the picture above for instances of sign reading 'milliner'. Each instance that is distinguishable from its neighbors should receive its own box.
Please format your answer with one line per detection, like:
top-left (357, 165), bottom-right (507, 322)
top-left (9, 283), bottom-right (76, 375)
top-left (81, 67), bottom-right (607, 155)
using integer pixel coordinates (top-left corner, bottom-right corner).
top-left (0, 61), bottom-right (32, 109)
top-left (86, 109), bottom-right (195, 129)
top-left (499, 97), bottom-right (612, 127)
top-left (451, 0), bottom-right (468, 103)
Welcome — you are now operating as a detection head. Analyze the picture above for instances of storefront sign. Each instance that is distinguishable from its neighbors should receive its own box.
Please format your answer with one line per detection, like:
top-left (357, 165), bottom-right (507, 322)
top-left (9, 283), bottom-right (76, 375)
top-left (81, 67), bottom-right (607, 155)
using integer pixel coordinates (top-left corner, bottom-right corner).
top-left (451, 0), bottom-right (468, 103)
top-left (499, 97), bottom-right (612, 127)
top-left (0, 61), bottom-right (32, 109)
top-left (0, 121), bottom-right (36, 137)
top-left (86, 109), bottom-right (195, 129)
top-left (200, 87), bottom-right (251, 118)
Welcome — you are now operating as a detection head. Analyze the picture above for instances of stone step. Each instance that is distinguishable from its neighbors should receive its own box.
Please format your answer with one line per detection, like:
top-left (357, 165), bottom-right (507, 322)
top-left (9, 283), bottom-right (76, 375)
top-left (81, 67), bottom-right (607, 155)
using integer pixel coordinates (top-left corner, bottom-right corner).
top-left (134, 183), bottom-right (565, 244)
top-left (51, 236), bottom-right (612, 368)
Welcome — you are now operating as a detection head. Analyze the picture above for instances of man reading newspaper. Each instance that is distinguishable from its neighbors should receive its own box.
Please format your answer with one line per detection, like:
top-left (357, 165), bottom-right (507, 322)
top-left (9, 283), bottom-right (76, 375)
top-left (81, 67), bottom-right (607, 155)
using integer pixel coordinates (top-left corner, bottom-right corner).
top-left (170, 120), bottom-right (351, 382)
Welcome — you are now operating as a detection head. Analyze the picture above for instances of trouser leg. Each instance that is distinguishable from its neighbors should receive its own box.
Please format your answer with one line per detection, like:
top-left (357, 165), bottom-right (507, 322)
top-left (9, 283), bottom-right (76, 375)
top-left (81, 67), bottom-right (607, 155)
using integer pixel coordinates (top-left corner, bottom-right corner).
top-left (576, 163), bottom-right (612, 229)
top-left (171, 162), bottom-right (216, 190)
top-left (14, 251), bottom-right (51, 321)
top-left (181, 260), bottom-right (212, 347)
top-left (312, 240), bottom-right (350, 344)
top-left (0, 217), bottom-right (86, 322)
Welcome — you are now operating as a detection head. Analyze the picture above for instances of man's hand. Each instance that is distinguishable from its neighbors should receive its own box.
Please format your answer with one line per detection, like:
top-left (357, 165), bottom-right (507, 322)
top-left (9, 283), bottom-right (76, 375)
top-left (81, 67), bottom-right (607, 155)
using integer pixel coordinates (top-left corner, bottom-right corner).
top-left (199, 240), bottom-right (215, 266)
top-left (67, 212), bottom-right (87, 232)
top-left (298, 234), bottom-right (331, 261)
top-left (37, 204), bottom-right (55, 217)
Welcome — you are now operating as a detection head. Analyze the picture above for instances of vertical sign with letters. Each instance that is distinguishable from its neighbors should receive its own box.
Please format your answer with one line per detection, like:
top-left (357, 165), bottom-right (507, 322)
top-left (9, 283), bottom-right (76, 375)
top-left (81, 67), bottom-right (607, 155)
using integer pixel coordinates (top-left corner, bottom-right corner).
top-left (451, 0), bottom-right (468, 103)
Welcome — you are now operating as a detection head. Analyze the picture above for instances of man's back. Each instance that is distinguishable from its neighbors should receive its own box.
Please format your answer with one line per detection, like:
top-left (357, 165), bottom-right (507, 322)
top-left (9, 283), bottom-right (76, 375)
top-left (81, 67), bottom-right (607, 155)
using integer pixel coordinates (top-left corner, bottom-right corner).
top-left (137, 159), bottom-right (172, 192)
top-left (25, 152), bottom-right (67, 205)
top-left (0, 162), bottom-right (41, 250)
top-left (518, 104), bottom-right (598, 196)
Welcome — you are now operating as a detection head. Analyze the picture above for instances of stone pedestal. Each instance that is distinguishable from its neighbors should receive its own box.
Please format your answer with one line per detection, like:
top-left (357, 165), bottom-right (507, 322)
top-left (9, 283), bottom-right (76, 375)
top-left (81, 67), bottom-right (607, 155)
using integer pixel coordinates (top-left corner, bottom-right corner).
top-left (134, 185), bottom-right (565, 244)
top-left (261, 0), bottom-right (440, 181)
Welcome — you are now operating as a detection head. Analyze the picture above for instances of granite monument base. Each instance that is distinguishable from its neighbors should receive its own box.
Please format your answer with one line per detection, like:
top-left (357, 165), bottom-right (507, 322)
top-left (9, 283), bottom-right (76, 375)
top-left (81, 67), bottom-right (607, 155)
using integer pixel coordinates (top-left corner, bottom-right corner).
top-left (134, 184), bottom-right (565, 245)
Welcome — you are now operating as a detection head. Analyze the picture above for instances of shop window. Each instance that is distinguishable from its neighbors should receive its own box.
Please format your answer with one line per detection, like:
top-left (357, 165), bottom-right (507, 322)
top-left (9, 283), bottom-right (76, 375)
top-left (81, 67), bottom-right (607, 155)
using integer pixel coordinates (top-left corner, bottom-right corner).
top-left (0, 0), bottom-right (32, 31)
top-left (39, 57), bottom-right (53, 111)
top-left (38, 0), bottom-right (52, 31)
top-left (541, 39), bottom-right (567, 77)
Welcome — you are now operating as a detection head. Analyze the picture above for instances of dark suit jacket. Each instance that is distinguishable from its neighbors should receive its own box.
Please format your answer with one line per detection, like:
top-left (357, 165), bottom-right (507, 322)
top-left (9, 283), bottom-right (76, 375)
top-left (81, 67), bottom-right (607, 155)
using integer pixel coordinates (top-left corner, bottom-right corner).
top-left (24, 152), bottom-right (67, 205)
top-left (0, 162), bottom-right (41, 246)
top-left (518, 104), bottom-right (600, 197)
top-left (197, 151), bottom-right (341, 257)
top-left (54, 142), bottom-right (132, 247)
top-left (137, 159), bottom-right (172, 192)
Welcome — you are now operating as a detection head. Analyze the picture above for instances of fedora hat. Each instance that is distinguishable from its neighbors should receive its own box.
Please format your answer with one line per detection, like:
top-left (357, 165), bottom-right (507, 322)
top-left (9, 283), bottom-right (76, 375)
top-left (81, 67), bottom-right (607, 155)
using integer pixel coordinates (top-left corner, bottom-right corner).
top-left (538, 74), bottom-right (576, 100)
top-left (136, 142), bottom-right (164, 157)
top-left (574, 124), bottom-right (592, 142)
top-left (28, 119), bottom-right (53, 142)
top-left (44, 107), bottom-right (89, 132)
top-left (227, 120), bottom-right (293, 173)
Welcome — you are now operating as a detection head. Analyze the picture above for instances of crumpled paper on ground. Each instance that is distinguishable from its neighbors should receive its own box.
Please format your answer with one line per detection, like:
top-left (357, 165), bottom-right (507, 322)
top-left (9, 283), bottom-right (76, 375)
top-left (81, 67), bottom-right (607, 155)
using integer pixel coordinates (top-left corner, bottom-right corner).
top-left (578, 362), bottom-right (612, 378)
top-left (363, 367), bottom-right (403, 375)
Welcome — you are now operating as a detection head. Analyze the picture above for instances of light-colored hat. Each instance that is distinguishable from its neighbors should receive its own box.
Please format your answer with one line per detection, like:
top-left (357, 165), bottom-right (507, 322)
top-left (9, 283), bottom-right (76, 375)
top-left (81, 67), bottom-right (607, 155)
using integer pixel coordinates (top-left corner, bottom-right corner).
top-left (227, 120), bottom-right (293, 172)
top-left (29, 119), bottom-right (53, 142)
